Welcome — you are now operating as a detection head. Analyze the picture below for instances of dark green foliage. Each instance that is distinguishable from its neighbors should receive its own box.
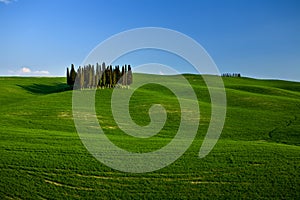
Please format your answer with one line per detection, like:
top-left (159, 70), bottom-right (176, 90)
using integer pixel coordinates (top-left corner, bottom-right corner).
top-left (121, 65), bottom-right (126, 85)
top-left (222, 73), bottom-right (241, 77)
top-left (68, 64), bottom-right (77, 86)
top-left (127, 65), bottom-right (133, 85)
top-left (66, 67), bottom-right (70, 85)
top-left (71, 62), bottom-right (131, 90)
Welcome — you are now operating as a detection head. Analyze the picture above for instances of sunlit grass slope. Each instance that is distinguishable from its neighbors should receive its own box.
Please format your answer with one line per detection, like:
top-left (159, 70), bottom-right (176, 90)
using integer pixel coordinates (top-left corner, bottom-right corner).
top-left (0, 75), bottom-right (299, 199)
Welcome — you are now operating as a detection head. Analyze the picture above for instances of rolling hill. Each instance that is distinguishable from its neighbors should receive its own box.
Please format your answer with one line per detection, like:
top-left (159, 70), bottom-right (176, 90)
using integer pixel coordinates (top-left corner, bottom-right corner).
top-left (0, 74), bottom-right (299, 199)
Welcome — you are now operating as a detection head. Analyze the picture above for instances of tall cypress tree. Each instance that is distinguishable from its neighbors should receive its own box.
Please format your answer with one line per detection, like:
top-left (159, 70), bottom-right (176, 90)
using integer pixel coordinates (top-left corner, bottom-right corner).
top-left (73, 67), bottom-right (80, 90)
top-left (109, 65), bottom-right (113, 88)
top-left (112, 68), bottom-right (117, 87)
top-left (127, 65), bottom-right (132, 85)
top-left (105, 67), bottom-right (110, 88)
top-left (124, 65), bottom-right (128, 86)
top-left (96, 63), bottom-right (100, 88)
top-left (101, 69), bottom-right (106, 88)
top-left (66, 67), bottom-right (70, 85)
top-left (70, 64), bottom-right (76, 85)
top-left (121, 66), bottom-right (125, 85)
top-left (115, 65), bottom-right (121, 84)
top-left (89, 65), bottom-right (92, 88)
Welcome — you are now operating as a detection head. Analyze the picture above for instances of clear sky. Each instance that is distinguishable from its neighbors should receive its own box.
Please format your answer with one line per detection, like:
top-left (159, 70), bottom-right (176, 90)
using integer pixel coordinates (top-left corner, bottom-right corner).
top-left (0, 0), bottom-right (299, 81)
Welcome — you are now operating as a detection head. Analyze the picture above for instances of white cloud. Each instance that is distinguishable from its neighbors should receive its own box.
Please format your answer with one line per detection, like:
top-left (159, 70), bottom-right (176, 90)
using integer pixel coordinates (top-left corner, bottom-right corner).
top-left (9, 67), bottom-right (50, 76)
top-left (21, 67), bottom-right (31, 73)
top-left (0, 0), bottom-right (15, 4)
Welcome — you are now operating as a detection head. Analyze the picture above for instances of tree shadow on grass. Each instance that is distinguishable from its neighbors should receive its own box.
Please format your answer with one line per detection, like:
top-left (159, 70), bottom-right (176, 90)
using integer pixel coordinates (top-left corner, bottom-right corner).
top-left (17, 83), bottom-right (72, 95)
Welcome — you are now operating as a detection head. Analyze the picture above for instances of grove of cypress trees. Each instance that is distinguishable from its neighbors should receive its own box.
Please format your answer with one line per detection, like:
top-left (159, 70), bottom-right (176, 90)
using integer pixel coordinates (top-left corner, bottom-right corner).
top-left (67, 62), bottom-right (132, 90)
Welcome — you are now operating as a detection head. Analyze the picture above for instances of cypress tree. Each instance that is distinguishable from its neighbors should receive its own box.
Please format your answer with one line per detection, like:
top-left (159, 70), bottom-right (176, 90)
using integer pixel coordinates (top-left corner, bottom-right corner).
top-left (96, 63), bottom-right (100, 88)
top-left (78, 66), bottom-right (84, 89)
top-left (105, 67), bottom-right (110, 88)
top-left (127, 65), bottom-right (132, 85)
top-left (115, 65), bottom-right (121, 84)
top-left (73, 67), bottom-right (80, 90)
top-left (121, 66), bottom-right (124, 85)
top-left (101, 62), bottom-right (106, 88)
top-left (101, 68), bottom-right (106, 88)
top-left (124, 65), bottom-right (128, 86)
top-left (89, 65), bottom-right (93, 88)
top-left (95, 73), bottom-right (99, 89)
top-left (112, 68), bottom-right (116, 87)
top-left (109, 65), bottom-right (113, 88)
top-left (70, 64), bottom-right (76, 85)
top-left (84, 65), bottom-right (89, 88)
top-left (93, 65), bottom-right (96, 88)
top-left (66, 67), bottom-right (70, 85)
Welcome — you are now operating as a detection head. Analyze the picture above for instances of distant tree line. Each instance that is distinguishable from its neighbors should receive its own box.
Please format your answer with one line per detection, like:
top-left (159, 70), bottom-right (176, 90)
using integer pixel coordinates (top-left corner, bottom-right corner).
top-left (67, 62), bottom-right (132, 89)
top-left (221, 73), bottom-right (241, 77)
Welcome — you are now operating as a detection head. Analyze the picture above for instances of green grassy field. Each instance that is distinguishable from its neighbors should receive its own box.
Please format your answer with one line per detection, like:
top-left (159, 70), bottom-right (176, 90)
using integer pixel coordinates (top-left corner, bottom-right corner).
top-left (0, 75), bottom-right (299, 199)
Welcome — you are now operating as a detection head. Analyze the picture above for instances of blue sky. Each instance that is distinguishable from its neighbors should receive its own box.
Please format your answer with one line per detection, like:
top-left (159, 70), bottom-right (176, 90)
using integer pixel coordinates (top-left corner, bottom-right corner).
top-left (0, 0), bottom-right (299, 81)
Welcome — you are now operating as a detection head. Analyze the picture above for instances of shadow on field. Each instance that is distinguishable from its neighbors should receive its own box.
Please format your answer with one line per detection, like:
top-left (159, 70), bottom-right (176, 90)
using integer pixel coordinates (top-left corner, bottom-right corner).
top-left (17, 83), bottom-right (72, 95)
